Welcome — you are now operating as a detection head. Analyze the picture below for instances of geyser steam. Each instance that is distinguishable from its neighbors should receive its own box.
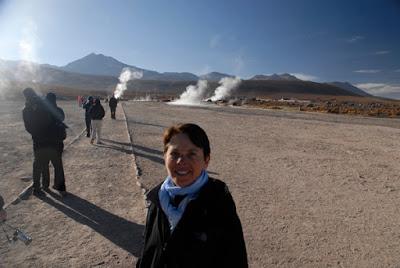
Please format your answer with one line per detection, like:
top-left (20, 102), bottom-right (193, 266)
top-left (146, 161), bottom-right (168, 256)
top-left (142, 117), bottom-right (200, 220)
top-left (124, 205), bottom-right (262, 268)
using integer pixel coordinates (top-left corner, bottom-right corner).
top-left (210, 76), bottom-right (241, 101)
top-left (114, 68), bottom-right (143, 98)
top-left (171, 80), bottom-right (208, 105)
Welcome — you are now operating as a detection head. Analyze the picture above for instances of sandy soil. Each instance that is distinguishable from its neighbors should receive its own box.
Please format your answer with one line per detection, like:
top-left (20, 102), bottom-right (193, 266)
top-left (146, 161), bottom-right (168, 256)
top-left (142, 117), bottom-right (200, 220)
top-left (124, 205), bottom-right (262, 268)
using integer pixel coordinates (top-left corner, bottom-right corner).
top-left (2, 100), bottom-right (400, 267)
top-left (1, 103), bottom-right (146, 267)
top-left (124, 101), bottom-right (400, 267)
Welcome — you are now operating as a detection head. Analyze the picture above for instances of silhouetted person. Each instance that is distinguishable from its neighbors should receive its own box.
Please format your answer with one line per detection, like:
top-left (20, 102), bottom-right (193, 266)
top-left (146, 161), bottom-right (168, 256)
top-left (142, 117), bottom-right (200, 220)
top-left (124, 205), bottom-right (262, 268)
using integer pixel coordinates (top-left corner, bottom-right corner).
top-left (83, 96), bottom-right (94, 137)
top-left (22, 88), bottom-right (67, 197)
top-left (108, 95), bottom-right (118, 119)
top-left (43, 92), bottom-right (67, 196)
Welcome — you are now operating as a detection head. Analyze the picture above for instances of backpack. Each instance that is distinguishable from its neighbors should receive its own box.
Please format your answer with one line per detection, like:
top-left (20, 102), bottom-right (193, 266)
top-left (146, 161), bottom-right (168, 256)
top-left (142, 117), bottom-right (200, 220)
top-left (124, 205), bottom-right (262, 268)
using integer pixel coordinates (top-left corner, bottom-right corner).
top-left (49, 121), bottom-right (67, 141)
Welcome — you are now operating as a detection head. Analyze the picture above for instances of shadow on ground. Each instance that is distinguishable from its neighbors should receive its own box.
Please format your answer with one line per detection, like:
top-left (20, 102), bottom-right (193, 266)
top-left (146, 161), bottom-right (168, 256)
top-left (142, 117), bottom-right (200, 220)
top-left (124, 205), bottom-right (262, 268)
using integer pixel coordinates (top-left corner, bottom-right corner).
top-left (102, 139), bottom-right (164, 165)
top-left (39, 191), bottom-right (144, 256)
top-left (95, 142), bottom-right (132, 154)
top-left (127, 120), bottom-right (166, 129)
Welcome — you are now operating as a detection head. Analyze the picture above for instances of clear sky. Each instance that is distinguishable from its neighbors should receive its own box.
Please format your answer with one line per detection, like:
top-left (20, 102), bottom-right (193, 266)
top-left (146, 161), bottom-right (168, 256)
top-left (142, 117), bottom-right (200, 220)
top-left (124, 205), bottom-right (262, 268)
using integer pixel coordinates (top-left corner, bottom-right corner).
top-left (0, 0), bottom-right (399, 96)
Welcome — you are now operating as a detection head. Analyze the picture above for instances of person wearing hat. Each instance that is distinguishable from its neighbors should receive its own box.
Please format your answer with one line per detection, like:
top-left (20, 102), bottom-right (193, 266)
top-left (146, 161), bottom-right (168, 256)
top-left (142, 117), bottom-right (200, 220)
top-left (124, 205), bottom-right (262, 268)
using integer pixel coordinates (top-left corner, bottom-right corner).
top-left (23, 88), bottom-right (53, 196)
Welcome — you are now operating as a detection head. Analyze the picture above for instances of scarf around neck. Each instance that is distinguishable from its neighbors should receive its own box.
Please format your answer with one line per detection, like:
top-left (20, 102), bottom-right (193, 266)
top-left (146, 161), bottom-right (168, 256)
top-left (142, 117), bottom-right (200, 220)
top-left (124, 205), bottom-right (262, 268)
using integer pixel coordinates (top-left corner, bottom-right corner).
top-left (158, 170), bottom-right (209, 231)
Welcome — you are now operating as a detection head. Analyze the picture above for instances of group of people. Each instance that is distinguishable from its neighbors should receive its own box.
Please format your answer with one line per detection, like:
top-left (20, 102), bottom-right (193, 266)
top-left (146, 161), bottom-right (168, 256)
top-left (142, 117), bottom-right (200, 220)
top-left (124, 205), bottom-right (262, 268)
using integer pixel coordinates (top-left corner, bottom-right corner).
top-left (18, 88), bottom-right (248, 266)
top-left (22, 88), bottom-right (67, 197)
top-left (82, 95), bottom-right (118, 144)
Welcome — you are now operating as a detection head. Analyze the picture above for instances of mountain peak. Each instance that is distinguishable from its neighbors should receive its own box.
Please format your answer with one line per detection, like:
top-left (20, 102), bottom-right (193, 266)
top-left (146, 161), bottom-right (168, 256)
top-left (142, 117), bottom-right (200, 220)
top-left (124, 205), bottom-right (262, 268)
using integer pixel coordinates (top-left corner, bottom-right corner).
top-left (61, 53), bottom-right (134, 77)
top-left (250, 73), bottom-right (300, 81)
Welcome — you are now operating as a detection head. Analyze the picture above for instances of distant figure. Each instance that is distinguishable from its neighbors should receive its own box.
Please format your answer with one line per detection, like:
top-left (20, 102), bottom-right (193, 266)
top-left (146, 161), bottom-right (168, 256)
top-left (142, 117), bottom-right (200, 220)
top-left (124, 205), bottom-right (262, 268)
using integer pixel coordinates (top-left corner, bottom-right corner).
top-left (136, 123), bottom-right (248, 268)
top-left (108, 95), bottom-right (118, 119)
top-left (83, 96), bottom-right (94, 137)
top-left (0, 194), bottom-right (6, 222)
top-left (22, 89), bottom-right (67, 197)
top-left (77, 95), bottom-right (84, 107)
top-left (89, 98), bottom-right (105, 144)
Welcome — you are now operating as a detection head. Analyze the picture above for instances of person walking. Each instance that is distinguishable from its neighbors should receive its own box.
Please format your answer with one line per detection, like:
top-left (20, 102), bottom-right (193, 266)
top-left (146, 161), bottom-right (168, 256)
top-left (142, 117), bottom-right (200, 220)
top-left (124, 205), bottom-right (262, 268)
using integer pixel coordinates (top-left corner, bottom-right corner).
top-left (108, 95), bottom-right (118, 119)
top-left (89, 98), bottom-right (105, 144)
top-left (83, 96), bottom-right (94, 137)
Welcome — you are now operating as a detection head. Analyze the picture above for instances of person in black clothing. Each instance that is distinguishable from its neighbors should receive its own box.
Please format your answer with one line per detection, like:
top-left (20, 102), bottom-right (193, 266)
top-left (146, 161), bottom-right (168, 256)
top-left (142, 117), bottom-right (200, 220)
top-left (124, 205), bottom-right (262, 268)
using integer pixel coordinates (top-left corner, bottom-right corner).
top-left (22, 88), bottom-right (67, 197)
top-left (108, 95), bottom-right (118, 119)
top-left (43, 92), bottom-right (67, 195)
top-left (83, 96), bottom-right (94, 137)
top-left (0, 194), bottom-right (6, 222)
top-left (137, 123), bottom-right (248, 268)
top-left (88, 98), bottom-right (105, 144)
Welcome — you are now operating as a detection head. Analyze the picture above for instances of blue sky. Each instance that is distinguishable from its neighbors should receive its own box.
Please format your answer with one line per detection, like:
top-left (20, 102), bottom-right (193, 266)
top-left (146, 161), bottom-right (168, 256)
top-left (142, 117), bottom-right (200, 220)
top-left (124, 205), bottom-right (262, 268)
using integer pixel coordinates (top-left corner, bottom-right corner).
top-left (0, 0), bottom-right (399, 97)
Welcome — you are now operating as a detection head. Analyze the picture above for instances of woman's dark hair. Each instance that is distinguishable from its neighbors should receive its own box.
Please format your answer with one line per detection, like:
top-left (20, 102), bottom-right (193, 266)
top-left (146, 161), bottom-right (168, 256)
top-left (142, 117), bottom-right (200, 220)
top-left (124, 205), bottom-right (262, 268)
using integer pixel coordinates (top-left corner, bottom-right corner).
top-left (163, 123), bottom-right (210, 159)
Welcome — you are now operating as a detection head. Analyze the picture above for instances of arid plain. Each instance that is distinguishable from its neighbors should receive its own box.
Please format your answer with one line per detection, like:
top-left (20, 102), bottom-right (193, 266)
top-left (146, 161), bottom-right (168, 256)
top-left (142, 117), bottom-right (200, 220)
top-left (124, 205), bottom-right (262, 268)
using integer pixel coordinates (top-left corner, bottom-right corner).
top-left (1, 100), bottom-right (400, 267)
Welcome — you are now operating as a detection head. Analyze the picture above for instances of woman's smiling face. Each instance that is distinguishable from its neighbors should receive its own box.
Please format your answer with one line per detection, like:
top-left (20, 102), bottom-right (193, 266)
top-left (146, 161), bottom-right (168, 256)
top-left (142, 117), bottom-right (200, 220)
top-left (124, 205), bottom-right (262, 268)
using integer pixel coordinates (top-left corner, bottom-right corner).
top-left (164, 133), bottom-right (210, 187)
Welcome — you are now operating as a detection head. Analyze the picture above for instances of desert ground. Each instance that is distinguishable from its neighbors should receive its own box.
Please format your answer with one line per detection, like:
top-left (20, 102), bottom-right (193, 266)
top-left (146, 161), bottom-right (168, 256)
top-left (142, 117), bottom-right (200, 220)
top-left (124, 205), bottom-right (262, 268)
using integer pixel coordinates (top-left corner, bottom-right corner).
top-left (1, 99), bottom-right (400, 267)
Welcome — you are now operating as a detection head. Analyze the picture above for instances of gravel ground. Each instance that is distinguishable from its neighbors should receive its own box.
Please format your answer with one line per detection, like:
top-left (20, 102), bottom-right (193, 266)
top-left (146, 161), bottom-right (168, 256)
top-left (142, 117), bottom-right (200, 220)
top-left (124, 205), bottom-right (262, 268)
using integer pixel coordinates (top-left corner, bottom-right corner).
top-left (0, 100), bottom-right (85, 204)
top-left (1, 99), bottom-right (400, 267)
top-left (123, 100), bottom-right (400, 267)
top-left (1, 103), bottom-right (145, 267)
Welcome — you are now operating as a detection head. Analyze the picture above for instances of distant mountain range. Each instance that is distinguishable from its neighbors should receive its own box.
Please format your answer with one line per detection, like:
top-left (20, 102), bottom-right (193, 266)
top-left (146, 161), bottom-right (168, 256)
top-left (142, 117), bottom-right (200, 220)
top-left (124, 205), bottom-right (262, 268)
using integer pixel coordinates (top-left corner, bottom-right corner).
top-left (249, 73), bottom-right (300, 81)
top-left (61, 53), bottom-right (198, 81)
top-left (0, 53), bottom-right (372, 98)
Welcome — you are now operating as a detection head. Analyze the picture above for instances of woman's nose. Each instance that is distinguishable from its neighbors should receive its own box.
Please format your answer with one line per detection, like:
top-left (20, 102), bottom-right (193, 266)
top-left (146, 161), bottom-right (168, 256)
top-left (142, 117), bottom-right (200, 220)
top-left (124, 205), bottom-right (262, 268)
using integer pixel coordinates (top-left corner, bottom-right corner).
top-left (176, 155), bottom-right (187, 164)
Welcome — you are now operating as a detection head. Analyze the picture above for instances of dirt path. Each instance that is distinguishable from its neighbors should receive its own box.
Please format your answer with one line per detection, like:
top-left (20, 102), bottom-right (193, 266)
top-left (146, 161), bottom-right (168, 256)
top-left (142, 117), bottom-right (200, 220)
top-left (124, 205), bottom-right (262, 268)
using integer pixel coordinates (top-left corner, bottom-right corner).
top-left (122, 101), bottom-right (400, 267)
top-left (0, 105), bottom-right (146, 267)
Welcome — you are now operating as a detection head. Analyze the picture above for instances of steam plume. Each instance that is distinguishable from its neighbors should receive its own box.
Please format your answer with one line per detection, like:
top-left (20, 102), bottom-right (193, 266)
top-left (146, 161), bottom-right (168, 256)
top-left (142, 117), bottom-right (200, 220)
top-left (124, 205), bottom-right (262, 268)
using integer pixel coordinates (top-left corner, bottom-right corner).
top-left (210, 76), bottom-right (241, 101)
top-left (114, 68), bottom-right (143, 98)
top-left (171, 80), bottom-right (208, 105)
top-left (17, 19), bottom-right (41, 83)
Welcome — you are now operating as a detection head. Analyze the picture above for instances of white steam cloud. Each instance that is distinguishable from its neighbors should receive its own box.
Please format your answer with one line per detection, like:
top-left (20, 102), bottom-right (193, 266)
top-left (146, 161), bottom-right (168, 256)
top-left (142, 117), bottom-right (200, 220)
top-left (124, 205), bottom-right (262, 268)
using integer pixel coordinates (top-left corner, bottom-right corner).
top-left (19, 20), bottom-right (40, 63)
top-left (171, 80), bottom-right (208, 105)
top-left (210, 77), bottom-right (241, 101)
top-left (16, 19), bottom-right (42, 83)
top-left (114, 68), bottom-right (143, 99)
top-left (171, 76), bottom-right (241, 106)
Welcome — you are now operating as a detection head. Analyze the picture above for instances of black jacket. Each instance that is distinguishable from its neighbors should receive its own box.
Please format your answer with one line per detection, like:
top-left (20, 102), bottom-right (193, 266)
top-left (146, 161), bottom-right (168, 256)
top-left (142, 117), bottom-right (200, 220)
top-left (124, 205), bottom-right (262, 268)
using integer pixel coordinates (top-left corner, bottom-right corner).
top-left (89, 102), bottom-right (105, 120)
top-left (22, 97), bottom-right (65, 150)
top-left (137, 177), bottom-right (248, 268)
top-left (83, 99), bottom-right (93, 117)
top-left (109, 97), bottom-right (118, 109)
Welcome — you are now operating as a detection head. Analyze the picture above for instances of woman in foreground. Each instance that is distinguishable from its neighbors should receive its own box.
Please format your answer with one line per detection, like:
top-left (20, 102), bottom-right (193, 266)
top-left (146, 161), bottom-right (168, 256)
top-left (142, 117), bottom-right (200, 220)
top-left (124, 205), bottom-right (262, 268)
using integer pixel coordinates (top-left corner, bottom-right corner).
top-left (137, 123), bottom-right (247, 268)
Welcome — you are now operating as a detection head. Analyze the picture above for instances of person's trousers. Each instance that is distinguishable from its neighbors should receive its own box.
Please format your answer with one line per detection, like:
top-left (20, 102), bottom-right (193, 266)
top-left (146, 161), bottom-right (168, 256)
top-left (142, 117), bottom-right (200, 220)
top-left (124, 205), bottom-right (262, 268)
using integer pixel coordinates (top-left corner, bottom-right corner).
top-left (85, 116), bottom-right (91, 136)
top-left (91, 119), bottom-right (103, 143)
top-left (110, 107), bottom-right (116, 119)
top-left (33, 147), bottom-right (66, 192)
